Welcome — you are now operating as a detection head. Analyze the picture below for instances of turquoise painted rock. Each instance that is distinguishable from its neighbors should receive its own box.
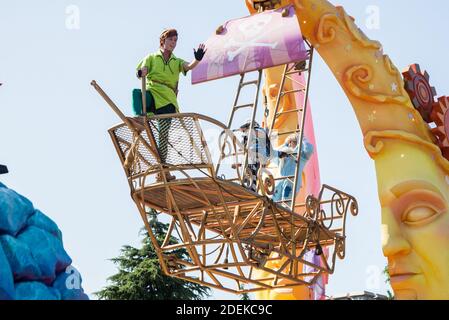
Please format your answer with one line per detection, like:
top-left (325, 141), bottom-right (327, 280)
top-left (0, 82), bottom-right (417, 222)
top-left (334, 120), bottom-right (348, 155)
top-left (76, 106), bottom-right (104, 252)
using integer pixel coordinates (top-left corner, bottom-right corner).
top-left (17, 226), bottom-right (72, 285)
top-left (0, 187), bottom-right (34, 236)
top-left (27, 210), bottom-right (63, 241)
top-left (15, 282), bottom-right (61, 300)
top-left (52, 266), bottom-right (89, 300)
top-left (0, 234), bottom-right (42, 281)
top-left (0, 244), bottom-right (15, 300)
top-left (0, 183), bottom-right (88, 300)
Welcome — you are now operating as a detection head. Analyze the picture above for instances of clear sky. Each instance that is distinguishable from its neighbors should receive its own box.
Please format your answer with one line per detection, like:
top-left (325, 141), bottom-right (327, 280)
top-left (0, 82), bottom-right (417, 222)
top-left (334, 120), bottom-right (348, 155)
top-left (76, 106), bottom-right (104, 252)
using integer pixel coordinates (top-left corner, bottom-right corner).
top-left (1, 0), bottom-right (448, 300)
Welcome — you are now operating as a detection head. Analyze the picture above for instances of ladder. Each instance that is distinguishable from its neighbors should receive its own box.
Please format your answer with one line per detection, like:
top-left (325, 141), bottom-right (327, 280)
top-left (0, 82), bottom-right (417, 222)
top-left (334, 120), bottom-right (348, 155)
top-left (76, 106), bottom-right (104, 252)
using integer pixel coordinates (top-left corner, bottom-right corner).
top-left (227, 71), bottom-right (263, 131)
top-left (216, 70), bottom-right (263, 179)
top-left (269, 43), bottom-right (315, 212)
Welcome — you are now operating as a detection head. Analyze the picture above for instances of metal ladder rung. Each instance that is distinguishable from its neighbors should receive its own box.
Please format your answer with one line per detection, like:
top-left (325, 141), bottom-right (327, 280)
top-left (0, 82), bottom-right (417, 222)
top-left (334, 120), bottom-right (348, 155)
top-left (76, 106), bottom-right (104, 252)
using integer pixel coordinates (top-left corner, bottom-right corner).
top-left (272, 129), bottom-right (301, 137)
top-left (275, 199), bottom-right (293, 204)
top-left (286, 68), bottom-right (309, 75)
top-left (273, 175), bottom-right (295, 181)
top-left (281, 88), bottom-right (305, 96)
top-left (234, 103), bottom-right (254, 110)
top-left (284, 76), bottom-right (307, 88)
top-left (275, 108), bottom-right (303, 117)
top-left (240, 80), bottom-right (259, 87)
top-left (221, 153), bottom-right (244, 158)
top-left (228, 153), bottom-right (245, 158)
top-left (267, 51), bottom-right (315, 212)
top-left (216, 70), bottom-right (263, 177)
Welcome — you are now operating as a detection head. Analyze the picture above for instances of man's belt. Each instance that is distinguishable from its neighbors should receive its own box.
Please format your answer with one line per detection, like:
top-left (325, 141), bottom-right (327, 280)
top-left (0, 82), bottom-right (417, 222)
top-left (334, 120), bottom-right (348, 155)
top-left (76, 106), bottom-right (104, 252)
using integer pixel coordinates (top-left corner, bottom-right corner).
top-left (149, 79), bottom-right (178, 94)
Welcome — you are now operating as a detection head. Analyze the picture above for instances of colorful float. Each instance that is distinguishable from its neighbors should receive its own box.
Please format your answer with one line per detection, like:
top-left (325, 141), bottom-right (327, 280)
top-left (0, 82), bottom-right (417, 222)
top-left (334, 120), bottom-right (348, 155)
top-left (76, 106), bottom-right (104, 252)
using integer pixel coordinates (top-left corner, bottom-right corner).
top-left (92, 1), bottom-right (359, 299)
top-left (90, 0), bottom-right (449, 300)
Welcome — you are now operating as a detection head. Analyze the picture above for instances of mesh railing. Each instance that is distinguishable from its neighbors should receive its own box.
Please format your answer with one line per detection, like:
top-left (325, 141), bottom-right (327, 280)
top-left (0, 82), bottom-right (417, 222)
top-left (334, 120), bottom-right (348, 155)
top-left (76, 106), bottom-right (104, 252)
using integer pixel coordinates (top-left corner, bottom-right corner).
top-left (113, 124), bottom-right (159, 176)
top-left (111, 115), bottom-right (211, 177)
top-left (148, 116), bottom-right (208, 167)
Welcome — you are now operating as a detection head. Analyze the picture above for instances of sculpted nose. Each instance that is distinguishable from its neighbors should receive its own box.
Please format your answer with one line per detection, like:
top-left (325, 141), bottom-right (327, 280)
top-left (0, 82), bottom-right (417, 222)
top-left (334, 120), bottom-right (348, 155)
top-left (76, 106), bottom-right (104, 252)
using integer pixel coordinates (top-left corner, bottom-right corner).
top-left (381, 208), bottom-right (412, 258)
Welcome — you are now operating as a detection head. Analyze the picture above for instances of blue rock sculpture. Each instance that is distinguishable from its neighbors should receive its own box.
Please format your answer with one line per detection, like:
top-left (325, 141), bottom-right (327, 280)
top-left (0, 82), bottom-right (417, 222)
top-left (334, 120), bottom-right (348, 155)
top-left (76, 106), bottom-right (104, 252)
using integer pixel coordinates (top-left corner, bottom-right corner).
top-left (0, 182), bottom-right (89, 300)
top-left (0, 244), bottom-right (15, 300)
top-left (0, 187), bottom-right (34, 236)
top-left (52, 266), bottom-right (89, 300)
top-left (15, 282), bottom-right (61, 300)
top-left (27, 210), bottom-right (63, 241)
top-left (0, 234), bottom-right (42, 282)
top-left (17, 226), bottom-right (72, 285)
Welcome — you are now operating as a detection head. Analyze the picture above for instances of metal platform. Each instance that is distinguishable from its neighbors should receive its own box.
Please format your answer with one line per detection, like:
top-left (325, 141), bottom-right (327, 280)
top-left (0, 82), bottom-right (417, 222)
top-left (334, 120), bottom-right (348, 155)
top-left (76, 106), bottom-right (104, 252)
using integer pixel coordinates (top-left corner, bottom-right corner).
top-left (89, 1), bottom-right (361, 294)
top-left (135, 178), bottom-right (336, 246)
top-left (105, 112), bottom-right (358, 294)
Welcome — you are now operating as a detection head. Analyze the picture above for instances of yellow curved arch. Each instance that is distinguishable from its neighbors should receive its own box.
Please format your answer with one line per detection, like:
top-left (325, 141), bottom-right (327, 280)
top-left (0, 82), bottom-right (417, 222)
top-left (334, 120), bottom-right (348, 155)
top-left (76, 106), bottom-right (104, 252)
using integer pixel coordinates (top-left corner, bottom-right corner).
top-left (246, 0), bottom-right (449, 300)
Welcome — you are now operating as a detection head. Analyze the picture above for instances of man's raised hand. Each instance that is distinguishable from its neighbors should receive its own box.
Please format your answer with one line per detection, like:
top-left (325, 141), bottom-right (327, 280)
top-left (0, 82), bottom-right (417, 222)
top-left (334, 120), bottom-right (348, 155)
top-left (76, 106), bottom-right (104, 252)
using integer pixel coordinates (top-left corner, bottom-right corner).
top-left (194, 44), bottom-right (207, 61)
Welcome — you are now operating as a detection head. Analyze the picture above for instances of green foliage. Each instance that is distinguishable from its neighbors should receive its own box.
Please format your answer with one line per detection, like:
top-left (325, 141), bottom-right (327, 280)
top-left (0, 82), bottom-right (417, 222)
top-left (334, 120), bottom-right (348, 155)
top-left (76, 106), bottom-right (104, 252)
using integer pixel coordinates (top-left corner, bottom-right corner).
top-left (96, 211), bottom-right (211, 300)
top-left (383, 265), bottom-right (395, 300)
top-left (239, 285), bottom-right (251, 301)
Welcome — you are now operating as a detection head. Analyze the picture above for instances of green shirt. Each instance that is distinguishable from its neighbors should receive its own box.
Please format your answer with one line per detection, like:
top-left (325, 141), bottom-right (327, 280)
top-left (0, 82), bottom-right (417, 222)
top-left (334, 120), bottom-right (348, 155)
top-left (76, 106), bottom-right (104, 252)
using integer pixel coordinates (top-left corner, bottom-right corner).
top-left (137, 50), bottom-right (187, 111)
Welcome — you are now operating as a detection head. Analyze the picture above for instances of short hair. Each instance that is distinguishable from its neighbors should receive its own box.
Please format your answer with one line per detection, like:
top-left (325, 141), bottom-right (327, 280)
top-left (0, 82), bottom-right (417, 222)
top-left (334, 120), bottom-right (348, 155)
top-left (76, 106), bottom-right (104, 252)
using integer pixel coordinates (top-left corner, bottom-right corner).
top-left (285, 134), bottom-right (298, 145)
top-left (240, 119), bottom-right (261, 130)
top-left (160, 29), bottom-right (178, 47)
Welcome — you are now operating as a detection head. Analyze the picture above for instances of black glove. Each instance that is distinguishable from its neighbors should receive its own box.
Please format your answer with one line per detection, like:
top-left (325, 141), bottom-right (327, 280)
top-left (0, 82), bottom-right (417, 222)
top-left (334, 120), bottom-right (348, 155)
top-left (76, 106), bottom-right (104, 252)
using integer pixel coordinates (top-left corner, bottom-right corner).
top-left (194, 47), bottom-right (206, 61)
top-left (278, 152), bottom-right (288, 159)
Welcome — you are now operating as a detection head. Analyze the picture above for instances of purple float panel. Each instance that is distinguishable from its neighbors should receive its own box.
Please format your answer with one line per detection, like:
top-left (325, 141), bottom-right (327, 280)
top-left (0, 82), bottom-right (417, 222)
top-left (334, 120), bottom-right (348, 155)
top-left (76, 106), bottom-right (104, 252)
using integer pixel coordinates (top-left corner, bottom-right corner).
top-left (192, 5), bottom-right (307, 85)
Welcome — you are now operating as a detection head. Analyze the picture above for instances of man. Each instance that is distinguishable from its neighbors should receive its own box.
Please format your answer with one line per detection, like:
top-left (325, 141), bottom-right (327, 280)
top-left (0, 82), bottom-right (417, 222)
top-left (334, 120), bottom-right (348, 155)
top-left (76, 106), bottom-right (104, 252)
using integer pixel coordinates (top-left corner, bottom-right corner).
top-left (135, 29), bottom-right (206, 182)
top-left (272, 134), bottom-right (314, 202)
top-left (240, 120), bottom-right (272, 192)
top-left (136, 29), bottom-right (206, 116)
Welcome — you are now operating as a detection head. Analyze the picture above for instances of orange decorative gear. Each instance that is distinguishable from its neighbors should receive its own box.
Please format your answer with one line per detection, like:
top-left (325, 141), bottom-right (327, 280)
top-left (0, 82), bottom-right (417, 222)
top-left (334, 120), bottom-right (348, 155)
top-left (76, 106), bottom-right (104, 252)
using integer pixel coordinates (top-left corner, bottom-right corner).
top-left (403, 64), bottom-right (437, 123)
top-left (431, 96), bottom-right (449, 160)
top-left (247, 0), bottom-right (281, 11)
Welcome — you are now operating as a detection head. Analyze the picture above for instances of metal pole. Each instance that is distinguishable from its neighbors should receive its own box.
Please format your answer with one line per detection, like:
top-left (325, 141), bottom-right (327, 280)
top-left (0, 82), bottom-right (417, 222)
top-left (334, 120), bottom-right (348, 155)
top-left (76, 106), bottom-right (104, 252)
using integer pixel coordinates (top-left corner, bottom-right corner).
top-left (141, 73), bottom-right (147, 116)
top-left (227, 74), bottom-right (245, 128)
top-left (289, 46), bottom-right (314, 277)
top-left (90, 80), bottom-right (160, 160)
top-left (91, 80), bottom-right (131, 125)
top-left (216, 74), bottom-right (245, 175)
top-left (242, 70), bottom-right (263, 180)
top-left (291, 47), bottom-right (315, 213)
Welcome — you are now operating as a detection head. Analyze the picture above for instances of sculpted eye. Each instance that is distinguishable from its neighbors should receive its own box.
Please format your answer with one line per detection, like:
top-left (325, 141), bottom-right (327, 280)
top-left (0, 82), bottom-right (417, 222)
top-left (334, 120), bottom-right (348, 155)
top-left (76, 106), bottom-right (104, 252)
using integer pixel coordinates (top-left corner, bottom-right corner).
top-left (402, 204), bottom-right (441, 226)
top-left (391, 189), bottom-right (447, 227)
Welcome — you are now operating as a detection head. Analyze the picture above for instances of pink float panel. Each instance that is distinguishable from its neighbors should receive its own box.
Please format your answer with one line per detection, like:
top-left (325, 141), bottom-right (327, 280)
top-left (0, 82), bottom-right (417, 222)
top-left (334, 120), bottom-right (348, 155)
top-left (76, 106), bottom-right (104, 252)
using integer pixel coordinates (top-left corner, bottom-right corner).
top-left (291, 73), bottom-right (328, 300)
top-left (192, 5), bottom-right (308, 85)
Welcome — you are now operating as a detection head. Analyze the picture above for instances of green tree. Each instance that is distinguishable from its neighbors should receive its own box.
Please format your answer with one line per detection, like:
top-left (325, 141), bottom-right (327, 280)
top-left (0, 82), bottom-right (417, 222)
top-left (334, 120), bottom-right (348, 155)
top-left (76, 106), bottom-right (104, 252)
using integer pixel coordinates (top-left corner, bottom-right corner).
top-left (383, 266), bottom-right (394, 300)
top-left (96, 210), bottom-right (211, 300)
top-left (239, 285), bottom-right (251, 300)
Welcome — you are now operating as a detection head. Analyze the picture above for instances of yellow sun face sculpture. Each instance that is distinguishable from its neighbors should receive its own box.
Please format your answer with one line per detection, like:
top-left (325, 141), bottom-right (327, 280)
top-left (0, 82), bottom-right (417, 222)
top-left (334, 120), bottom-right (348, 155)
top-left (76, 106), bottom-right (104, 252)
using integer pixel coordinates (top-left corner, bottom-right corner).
top-left (375, 139), bottom-right (449, 300)
top-left (246, 0), bottom-right (449, 300)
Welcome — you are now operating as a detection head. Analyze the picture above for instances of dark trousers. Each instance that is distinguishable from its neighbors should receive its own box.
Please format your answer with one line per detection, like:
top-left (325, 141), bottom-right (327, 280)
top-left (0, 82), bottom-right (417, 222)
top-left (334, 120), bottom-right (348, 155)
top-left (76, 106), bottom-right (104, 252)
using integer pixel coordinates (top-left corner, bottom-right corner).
top-left (249, 164), bottom-right (259, 192)
top-left (155, 104), bottom-right (177, 164)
